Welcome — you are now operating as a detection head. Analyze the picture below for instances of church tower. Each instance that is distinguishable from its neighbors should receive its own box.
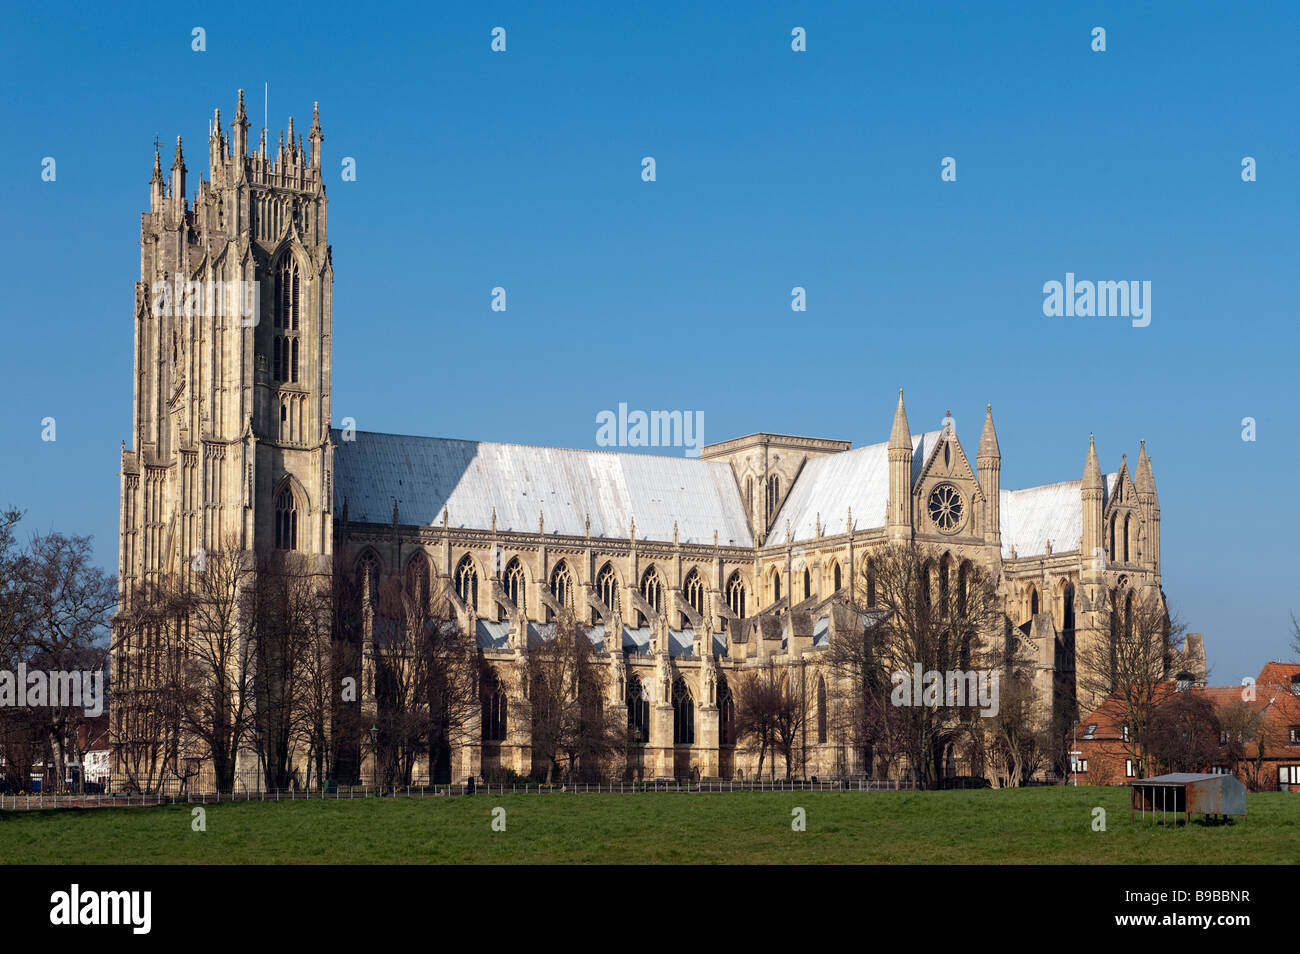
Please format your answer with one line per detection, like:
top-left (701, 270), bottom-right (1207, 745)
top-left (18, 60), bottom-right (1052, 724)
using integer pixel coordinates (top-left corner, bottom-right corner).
top-left (119, 90), bottom-right (334, 603)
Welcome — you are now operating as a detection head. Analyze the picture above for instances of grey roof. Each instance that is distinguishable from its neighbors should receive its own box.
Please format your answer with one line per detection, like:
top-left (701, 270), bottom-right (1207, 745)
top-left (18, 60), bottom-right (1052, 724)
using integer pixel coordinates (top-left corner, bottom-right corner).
top-left (1000, 472), bottom-right (1117, 559)
top-left (332, 430), bottom-right (753, 546)
top-left (622, 626), bottom-right (652, 655)
top-left (773, 433), bottom-right (940, 542)
top-left (1133, 773), bottom-right (1223, 785)
top-left (475, 619), bottom-right (510, 650)
top-left (334, 428), bottom-right (1109, 563)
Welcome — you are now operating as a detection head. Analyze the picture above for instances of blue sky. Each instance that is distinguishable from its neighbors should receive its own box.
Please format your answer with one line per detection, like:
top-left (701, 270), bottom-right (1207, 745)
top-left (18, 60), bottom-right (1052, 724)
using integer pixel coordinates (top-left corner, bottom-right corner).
top-left (1, 1), bottom-right (1296, 680)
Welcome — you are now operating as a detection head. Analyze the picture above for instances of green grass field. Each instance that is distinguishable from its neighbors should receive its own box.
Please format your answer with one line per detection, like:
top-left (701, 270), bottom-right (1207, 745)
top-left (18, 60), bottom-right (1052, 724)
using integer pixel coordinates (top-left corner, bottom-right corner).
top-left (2, 787), bottom-right (1296, 864)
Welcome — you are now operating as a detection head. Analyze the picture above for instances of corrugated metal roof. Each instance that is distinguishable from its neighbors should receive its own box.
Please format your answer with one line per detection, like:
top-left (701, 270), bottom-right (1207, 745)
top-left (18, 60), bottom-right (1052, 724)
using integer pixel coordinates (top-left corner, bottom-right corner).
top-left (772, 432), bottom-right (940, 542)
top-left (999, 473), bottom-right (1117, 559)
top-left (332, 430), bottom-right (753, 546)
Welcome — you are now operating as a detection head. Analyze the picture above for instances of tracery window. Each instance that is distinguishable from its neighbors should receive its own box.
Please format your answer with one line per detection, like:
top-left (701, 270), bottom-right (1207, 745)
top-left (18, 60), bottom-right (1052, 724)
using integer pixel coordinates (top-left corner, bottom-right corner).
top-left (482, 669), bottom-right (507, 742)
top-left (726, 571), bottom-right (747, 619)
top-left (672, 676), bottom-right (695, 745)
top-left (504, 557), bottom-right (526, 613)
top-left (684, 568), bottom-right (705, 626)
top-left (766, 475), bottom-right (780, 518)
top-left (627, 673), bottom-right (650, 743)
top-left (456, 555), bottom-right (478, 610)
top-left (638, 565), bottom-right (663, 627)
top-left (272, 256), bottom-right (300, 383)
top-left (817, 676), bottom-right (828, 744)
top-left (718, 674), bottom-right (735, 745)
top-left (274, 487), bottom-right (297, 550)
top-left (550, 561), bottom-right (573, 613)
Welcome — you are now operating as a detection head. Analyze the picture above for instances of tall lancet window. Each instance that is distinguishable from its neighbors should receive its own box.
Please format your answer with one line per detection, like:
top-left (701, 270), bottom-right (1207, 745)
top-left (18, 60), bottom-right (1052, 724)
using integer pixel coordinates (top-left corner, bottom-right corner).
top-left (274, 488), bottom-right (298, 550)
top-left (273, 256), bottom-right (300, 383)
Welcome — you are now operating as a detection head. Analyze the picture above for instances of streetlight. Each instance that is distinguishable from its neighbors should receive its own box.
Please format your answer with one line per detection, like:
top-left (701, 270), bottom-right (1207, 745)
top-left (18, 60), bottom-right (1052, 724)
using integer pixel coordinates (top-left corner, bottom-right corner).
top-left (255, 726), bottom-right (263, 799)
top-left (370, 724), bottom-right (378, 797)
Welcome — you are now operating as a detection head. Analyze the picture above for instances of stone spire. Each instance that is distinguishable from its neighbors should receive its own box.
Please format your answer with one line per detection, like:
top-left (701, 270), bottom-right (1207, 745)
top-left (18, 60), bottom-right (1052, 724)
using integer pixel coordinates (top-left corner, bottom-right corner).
top-left (977, 404), bottom-right (1001, 549)
top-left (169, 136), bottom-right (186, 212)
top-left (1081, 434), bottom-right (1105, 573)
top-left (1083, 434), bottom-right (1104, 491)
top-left (887, 389), bottom-right (913, 541)
top-left (308, 100), bottom-right (324, 169)
top-left (232, 88), bottom-right (250, 158)
top-left (977, 404), bottom-right (1000, 461)
top-left (1135, 440), bottom-right (1155, 494)
top-left (149, 143), bottom-right (164, 212)
top-left (888, 388), bottom-right (910, 450)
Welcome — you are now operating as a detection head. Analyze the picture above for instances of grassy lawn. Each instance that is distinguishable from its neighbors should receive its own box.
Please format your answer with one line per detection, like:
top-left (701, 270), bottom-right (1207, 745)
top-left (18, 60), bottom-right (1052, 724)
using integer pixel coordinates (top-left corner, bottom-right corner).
top-left (1, 786), bottom-right (1296, 864)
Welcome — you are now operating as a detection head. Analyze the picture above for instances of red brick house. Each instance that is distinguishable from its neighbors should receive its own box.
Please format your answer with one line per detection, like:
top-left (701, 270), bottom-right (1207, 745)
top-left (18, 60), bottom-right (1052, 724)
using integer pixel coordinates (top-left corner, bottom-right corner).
top-left (1073, 662), bottom-right (1300, 791)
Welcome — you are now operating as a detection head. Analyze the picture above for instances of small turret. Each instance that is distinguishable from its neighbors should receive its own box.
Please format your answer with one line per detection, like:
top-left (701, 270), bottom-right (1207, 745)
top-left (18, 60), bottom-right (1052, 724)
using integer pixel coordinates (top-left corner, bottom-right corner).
top-left (308, 101), bottom-right (324, 170)
top-left (231, 88), bottom-right (249, 159)
top-left (170, 136), bottom-right (187, 216)
top-left (977, 404), bottom-right (1001, 548)
top-left (887, 389), bottom-right (913, 541)
top-left (1081, 435), bottom-right (1105, 575)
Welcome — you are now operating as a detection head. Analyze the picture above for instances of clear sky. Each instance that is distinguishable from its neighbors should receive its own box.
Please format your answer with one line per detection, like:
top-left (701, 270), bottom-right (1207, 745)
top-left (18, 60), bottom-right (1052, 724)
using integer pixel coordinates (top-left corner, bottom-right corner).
top-left (1, 1), bottom-right (1296, 681)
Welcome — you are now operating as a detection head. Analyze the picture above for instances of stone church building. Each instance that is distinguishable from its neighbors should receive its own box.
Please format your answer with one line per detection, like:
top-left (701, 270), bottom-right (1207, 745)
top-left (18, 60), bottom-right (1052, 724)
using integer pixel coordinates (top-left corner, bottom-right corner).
top-left (111, 94), bottom-right (1203, 789)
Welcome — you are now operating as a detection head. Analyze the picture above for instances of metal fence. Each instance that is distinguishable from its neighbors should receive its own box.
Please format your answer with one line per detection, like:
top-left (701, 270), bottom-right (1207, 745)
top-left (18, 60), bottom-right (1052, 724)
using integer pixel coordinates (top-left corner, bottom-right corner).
top-left (0, 777), bottom-right (920, 810)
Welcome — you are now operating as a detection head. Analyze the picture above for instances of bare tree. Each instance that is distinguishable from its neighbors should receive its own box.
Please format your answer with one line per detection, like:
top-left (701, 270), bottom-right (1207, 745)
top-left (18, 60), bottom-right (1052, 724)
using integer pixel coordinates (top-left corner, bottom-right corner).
top-left (1076, 587), bottom-right (1184, 778)
top-left (733, 663), bottom-right (781, 780)
top-left (365, 561), bottom-right (479, 790)
top-left (178, 542), bottom-right (256, 793)
top-left (828, 542), bottom-right (1003, 788)
top-left (1141, 690), bottom-right (1221, 774)
top-left (1218, 699), bottom-right (1265, 788)
top-left (22, 531), bottom-right (116, 790)
top-left (523, 612), bottom-right (618, 784)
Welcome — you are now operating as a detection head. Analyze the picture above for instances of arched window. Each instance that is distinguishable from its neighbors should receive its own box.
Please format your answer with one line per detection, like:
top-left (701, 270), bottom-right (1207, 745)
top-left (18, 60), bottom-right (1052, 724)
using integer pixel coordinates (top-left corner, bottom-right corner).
top-left (770, 569), bottom-right (782, 604)
top-left (638, 565), bottom-right (663, 627)
top-left (726, 571), bottom-right (747, 619)
top-left (596, 563), bottom-right (618, 609)
top-left (672, 676), bottom-right (695, 745)
top-left (766, 475), bottom-right (780, 518)
top-left (455, 555), bottom-right (478, 611)
top-left (957, 561), bottom-right (969, 616)
top-left (274, 487), bottom-right (298, 550)
top-left (803, 567), bottom-right (812, 601)
top-left (1109, 514), bottom-right (1117, 563)
top-left (1063, 582), bottom-right (1075, 630)
top-left (745, 476), bottom-right (754, 513)
top-left (481, 668), bottom-right (507, 742)
top-left (272, 255), bottom-right (300, 383)
top-left (1123, 513), bottom-right (1131, 563)
top-left (817, 676), bottom-right (828, 744)
top-left (405, 551), bottom-right (430, 607)
top-left (865, 559), bottom-right (876, 606)
top-left (550, 561), bottom-right (573, 615)
top-left (939, 554), bottom-right (951, 610)
top-left (627, 673), bottom-right (650, 743)
top-left (718, 674), bottom-right (734, 745)
top-left (1029, 586), bottom-right (1039, 618)
top-left (833, 561), bottom-right (843, 594)
top-left (919, 561), bottom-right (934, 612)
top-left (1124, 592), bottom-right (1134, 640)
top-left (684, 568), bottom-right (705, 626)
top-left (355, 551), bottom-right (380, 605)
top-left (505, 557), bottom-right (526, 614)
